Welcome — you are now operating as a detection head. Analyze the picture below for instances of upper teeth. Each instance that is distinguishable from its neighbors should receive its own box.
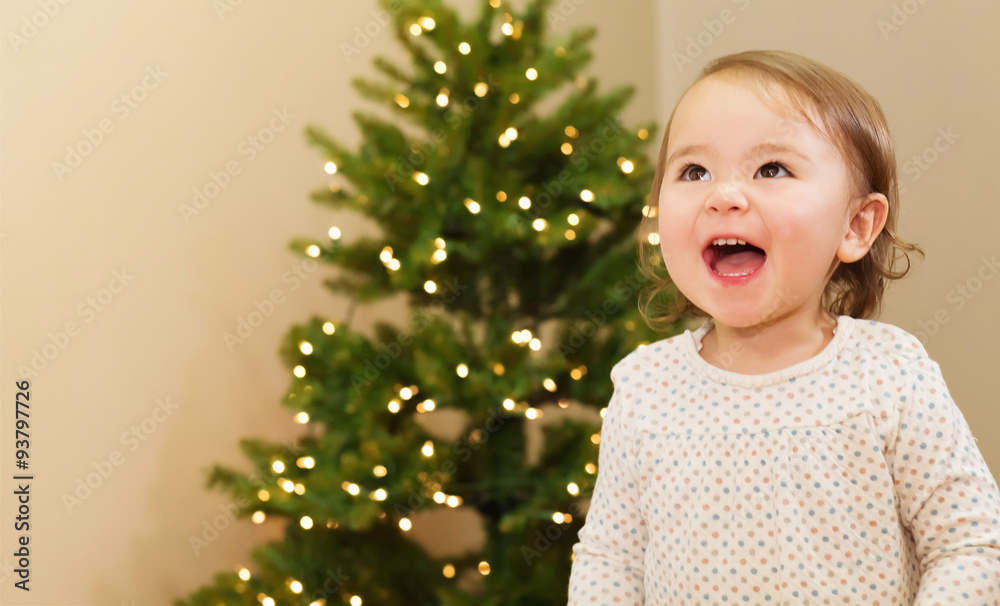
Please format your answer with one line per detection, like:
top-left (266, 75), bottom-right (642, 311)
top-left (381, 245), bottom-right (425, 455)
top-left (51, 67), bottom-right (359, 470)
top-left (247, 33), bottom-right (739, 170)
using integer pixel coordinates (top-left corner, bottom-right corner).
top-left (713, 238), bottom-right (747, 246)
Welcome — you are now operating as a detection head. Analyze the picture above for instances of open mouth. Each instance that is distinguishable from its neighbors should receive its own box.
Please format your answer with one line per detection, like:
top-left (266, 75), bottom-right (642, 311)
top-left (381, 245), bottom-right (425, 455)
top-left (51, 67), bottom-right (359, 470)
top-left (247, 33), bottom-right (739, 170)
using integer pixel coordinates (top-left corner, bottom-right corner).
top-left (703, 241), bottom-right (767, 277)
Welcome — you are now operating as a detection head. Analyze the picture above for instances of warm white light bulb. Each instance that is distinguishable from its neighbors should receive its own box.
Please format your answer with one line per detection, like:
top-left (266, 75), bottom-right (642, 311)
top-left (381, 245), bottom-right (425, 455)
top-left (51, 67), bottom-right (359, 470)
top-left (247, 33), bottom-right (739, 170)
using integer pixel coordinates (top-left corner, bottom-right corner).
top-left (306, 245), bottom-right (320, 258)
top-left (328, 226), bottom-right (341, 240)
top-left (300, 516), bottom-right (313, 529)
top-left (324, 161), bottom-right (337, 174)
top-left (458, 42), bottom-right (471, 54)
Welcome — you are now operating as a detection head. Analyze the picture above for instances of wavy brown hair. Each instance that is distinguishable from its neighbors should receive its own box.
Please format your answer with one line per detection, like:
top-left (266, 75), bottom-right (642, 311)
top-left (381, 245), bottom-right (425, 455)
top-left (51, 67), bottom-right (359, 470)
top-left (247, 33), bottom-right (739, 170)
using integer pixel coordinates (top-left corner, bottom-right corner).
top-left (638, 50), bottom-right (924, 332)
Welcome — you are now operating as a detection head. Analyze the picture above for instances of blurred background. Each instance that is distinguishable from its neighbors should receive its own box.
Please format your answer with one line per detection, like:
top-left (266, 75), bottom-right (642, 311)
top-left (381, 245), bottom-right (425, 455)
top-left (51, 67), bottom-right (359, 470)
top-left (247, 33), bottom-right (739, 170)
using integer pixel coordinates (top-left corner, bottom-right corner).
top-left (1, 0), bottom-right (998, 604)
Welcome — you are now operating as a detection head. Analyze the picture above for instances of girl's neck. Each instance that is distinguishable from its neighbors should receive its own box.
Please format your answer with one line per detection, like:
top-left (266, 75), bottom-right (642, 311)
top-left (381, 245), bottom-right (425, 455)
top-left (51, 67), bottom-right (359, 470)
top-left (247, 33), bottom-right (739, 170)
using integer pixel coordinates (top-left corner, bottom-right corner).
top-left (698, 309), bottom-right (840, 375)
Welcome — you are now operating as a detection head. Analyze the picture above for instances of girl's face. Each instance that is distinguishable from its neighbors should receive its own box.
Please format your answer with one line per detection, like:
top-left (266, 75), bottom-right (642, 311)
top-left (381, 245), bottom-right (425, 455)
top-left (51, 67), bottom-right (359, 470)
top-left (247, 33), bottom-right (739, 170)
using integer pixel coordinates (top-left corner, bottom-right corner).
top-left (657, 75), bottom-right (859, 330)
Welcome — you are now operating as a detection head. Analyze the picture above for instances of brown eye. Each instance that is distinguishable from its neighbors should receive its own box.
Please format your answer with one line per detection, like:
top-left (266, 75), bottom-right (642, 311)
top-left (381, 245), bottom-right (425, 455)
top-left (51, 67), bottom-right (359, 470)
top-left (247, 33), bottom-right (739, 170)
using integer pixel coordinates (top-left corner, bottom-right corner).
top-left (681, 165), bottom-right (710, 181)
top-left (755, 162), bottom-right (789, 179)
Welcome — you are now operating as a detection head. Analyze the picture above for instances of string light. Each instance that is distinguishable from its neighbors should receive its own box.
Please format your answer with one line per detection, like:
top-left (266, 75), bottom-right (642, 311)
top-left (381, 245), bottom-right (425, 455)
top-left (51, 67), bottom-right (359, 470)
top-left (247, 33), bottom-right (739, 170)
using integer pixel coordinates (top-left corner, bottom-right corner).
top-left (419, 16), bottom-right (435, 29)
top-left (567, 482), bottom-right (580, 496)
top-left (293, 365), bottom-right (306, 378)
top-left (434, 238), bottom-right (445, 249)
top-left (647, 233), bottom-right (660, 245)
top-left (421, 441), bottom-right (434, 457)
top-left (525, 67), bottom-right (537, 80)
top-left (502, 398), bottom-right (515, 410)
top-left (282, 480), bottom-right (294, 492)
top-left (372, 488), bottom-right (387, 501)
top-left (565, 229), bottom-right (576, 240)
top-left (252, 511), bottom-right (265, 524)
top-left (509, 93), bottom-right (519, 104)
top-left (433, 491), bottom-right (446, 504)
top-left (294, 483), bottom-right (305, 495)
top-left (458, 42), bottom-right (471, 54)
top-left (465, 198), bottom-right (480, 213)
top-left (328, 226), bottom-right (341, 239)
top-left (258, 489), bottom-right (270, 501)
top-left (446, 495), bottom-right (461, 507)
top-left (400, 386), bottom-right (414, 399)
top-left (543, 378), bottom-right (556, 391)
top-left (388, 259), bottom-right (400, 271)
top-left (528, 337), bottom-right (541, 350)
top-left (525, 408), bottom-right (539, 420)
top-left (504, 127), bottom-right (518, 140)
top-left (580, 189), bottom-right (594, 202)
top-left (553, 512), bottom-right (565, 523)
top-left (456, 363), bottom-right (469, 377)
top-left (344, 482), bottom-right (360, 495)
top-left (394, 93), bottom-right (410, 108)
top-left (297, 456), bottom-right (315, 469)
top-left (591, 433), bottom-right (600, 444)
top-left (289, 580), bottom-right (303, 594)
top-left (424, 280), bottom-right (437, 293)
top-left (306, 245), bottom-right (320, 258)
top-left (501, 22), bottom-right (513, 35)
top-left (498, 133), bottom-right (511, 147)
top-left (585, 462), bottom-right (597, 474)
top-left (399, 517), bottom-right (412, 531)
top-left (239, 568), bottom-right (251, 581)
top-left (565, 125), bottom-right (579, 138)
top-left (300, 516), bottom-right (313, 529)
top-left (295, 410), bottom-right (309, 424)
top-left (272, 461), bottom-right (285, 473)
top-left (558, 398), bottom-right (570, 408)
top-left (387, 400), bottom-right (401, 413)
top-left (299, 341), bottom-right (313, 355)
top-left (262, 597), bottom-right (275, 606)
top-left (479, 561), bottom-right (491, 575)
top-left (474, 82), bottom-right (489, 97)
top-left (493, 363), bottom-right (505, 375)
top-left (414, 172), bottom-right (429, 185)
top-left (436, 91), bottom-right (449, 107)
top-left (373, 465), bottom-right (387, 477)
top-left (496, 191), bottom-right (507, 202)
top-left (600, 407), bottom-right (607, 418)
top-left (434, 61), bottom-right (447, 74)
top-left (323, 321), bottom-right (335, 334)
top-left (532, 219), bottom-right (546, 231)
top-left (567, 213), bottom-right (579, 226)
top-left (409, 23), bottom-right (422, 36)
top-left (561, 142), bottom-right (572, 155)
top-left (619, 158), bottom-right (634, 173)
top-left (432, 249), bottom-right (447, 263)
top-left (518, 196), bottom-right (531, 209)
top-left (416, 399), bottom-right (436, 412)
top-left (324, 161), bottom-right (337, 174)
top-left (350, 597), bottom-right (362, 606)
top-left (443, 564), bottom-right (456, 578)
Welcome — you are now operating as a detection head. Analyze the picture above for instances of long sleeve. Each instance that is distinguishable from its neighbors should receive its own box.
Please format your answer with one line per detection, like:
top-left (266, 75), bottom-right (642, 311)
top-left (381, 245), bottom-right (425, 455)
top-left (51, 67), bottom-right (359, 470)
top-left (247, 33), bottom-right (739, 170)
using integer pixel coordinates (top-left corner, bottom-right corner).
top-left (886, 356), bottom-right (1000, 604)
top-left (568, 359), bottom-right (647, 605)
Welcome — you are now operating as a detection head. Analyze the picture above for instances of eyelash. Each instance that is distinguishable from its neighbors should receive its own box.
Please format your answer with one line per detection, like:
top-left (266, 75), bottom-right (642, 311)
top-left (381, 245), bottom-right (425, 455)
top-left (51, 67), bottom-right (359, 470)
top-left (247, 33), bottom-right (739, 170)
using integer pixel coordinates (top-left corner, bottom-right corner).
top-left (677, 160), bottom-right (792, 180)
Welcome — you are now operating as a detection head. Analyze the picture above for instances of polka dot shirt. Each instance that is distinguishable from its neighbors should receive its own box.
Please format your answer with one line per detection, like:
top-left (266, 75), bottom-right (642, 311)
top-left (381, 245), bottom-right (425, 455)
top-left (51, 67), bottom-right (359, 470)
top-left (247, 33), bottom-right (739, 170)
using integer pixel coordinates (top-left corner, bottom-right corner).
top-left (568, 315), bottom-right (1000, 605)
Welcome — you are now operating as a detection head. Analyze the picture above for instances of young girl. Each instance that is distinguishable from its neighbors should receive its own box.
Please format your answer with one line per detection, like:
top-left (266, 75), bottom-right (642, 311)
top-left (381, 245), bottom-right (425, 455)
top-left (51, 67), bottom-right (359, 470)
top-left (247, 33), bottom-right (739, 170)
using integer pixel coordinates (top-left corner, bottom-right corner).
top-left (568, 50), bottom-right (1000, 605)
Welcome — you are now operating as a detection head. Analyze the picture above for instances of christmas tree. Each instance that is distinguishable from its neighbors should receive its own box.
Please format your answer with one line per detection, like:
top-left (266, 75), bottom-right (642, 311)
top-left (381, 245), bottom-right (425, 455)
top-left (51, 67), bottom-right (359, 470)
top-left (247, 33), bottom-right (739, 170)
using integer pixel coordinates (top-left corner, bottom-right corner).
top-left (177, 0), bottom-right (681, 604)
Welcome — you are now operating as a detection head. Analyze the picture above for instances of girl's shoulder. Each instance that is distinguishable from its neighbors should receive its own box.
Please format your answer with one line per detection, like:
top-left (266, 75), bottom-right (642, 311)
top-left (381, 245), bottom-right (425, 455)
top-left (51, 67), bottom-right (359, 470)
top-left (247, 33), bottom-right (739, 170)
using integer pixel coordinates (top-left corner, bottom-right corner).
top-left (846, 316), bottom-right (934, 365)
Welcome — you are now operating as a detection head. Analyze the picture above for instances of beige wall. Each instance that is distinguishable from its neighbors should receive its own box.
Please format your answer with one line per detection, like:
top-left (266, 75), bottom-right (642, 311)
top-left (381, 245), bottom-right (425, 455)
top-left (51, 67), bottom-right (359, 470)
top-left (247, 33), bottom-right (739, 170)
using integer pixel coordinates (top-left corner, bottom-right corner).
top-left (0, 0), bottom-right (656, 604)
top-left (0, 1), bottom-right (996, 604)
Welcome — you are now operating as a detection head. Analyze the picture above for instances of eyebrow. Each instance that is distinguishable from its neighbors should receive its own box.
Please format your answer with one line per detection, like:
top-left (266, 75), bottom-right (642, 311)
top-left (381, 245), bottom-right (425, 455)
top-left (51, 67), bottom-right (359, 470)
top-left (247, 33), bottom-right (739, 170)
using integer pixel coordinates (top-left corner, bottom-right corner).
top-left (664, 142), bottom-right (811, 169)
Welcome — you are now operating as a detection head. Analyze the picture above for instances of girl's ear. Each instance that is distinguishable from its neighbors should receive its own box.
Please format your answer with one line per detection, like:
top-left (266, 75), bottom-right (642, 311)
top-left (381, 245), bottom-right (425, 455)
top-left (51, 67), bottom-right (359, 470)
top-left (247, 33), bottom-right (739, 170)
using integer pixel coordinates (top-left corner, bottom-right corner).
top-left (837, 192), bottom-right (889, 263)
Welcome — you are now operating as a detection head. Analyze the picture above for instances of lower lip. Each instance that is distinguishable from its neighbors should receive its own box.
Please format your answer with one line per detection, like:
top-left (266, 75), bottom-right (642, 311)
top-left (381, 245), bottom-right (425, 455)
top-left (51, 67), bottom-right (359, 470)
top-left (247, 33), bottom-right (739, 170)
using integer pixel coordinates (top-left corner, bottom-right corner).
top-left (704, 255), bottom-right (767, 286)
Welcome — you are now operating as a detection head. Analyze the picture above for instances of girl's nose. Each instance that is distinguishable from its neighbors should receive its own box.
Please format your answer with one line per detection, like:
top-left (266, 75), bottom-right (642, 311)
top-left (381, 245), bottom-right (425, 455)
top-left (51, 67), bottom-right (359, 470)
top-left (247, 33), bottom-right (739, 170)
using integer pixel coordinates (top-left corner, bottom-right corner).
top-left (705, 181), bottom-right (749, 213)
